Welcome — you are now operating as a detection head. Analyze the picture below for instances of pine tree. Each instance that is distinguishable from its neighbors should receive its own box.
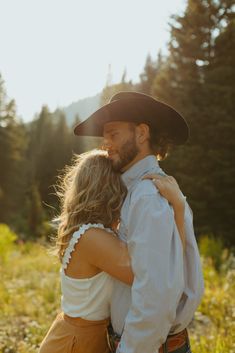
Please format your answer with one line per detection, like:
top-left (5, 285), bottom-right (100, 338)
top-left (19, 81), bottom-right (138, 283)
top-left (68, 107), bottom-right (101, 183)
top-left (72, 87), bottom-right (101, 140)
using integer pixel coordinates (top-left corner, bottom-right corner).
top-left (71, 114), bottom-right (88, 154)
top-left (100, 69), bottom-right (134, 105)
top-left (27, 105), bottom-right (55, 209)
top-left (152, 0), bottom-right (235, 243)
top-left (0, 74), bottom-right (28, 226)
top-left (197, 19), bottom-right (235, 241)
top-left (53, 111), bottom-right (71, 167)
top-left (27, 184), bottom-right (44, 238)
top-left (138, 53), bottom-right (161, 95)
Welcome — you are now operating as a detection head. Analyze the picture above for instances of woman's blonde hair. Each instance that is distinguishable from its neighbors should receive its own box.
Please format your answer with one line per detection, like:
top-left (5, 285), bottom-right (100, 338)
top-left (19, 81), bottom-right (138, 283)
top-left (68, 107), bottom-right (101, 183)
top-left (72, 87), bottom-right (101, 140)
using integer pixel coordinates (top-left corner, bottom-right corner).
top-left (54, 149), bottom-right (127, 261)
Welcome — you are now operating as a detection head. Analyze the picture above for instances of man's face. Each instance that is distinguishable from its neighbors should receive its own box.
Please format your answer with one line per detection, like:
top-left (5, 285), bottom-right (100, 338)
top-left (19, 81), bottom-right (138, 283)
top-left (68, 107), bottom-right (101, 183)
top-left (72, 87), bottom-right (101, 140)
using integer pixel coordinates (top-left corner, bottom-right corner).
top-left (103, 121), bottom-right (139, 172)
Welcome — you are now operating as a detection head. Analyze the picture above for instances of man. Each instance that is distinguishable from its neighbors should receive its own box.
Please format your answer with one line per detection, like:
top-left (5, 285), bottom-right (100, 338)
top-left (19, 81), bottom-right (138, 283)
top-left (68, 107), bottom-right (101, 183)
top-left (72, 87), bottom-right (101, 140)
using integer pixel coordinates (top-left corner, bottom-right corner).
top-left (74, 92), bottom-right (204, 353)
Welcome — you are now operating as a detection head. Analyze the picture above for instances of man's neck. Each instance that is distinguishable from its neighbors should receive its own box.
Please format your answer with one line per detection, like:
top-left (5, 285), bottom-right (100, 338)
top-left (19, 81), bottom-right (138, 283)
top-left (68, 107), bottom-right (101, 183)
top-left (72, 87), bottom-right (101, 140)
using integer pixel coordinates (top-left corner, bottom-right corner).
top-left (121, 151), bottom-right (153, 173)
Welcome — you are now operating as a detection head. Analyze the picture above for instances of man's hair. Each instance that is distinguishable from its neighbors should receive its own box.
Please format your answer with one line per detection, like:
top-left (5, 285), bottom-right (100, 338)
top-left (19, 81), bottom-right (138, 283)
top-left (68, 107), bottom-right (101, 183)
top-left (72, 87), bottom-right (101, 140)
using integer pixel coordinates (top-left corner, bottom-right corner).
top-left (148, 129), bottom-right (174, 160)
top-left (131, 122), bottom-right (173, 160)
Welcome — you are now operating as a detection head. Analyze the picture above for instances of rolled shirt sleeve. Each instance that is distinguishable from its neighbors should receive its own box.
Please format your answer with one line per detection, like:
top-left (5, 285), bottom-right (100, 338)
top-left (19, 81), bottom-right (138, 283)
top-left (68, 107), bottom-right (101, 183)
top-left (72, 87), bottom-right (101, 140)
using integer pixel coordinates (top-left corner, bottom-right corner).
top-left (116, 181), bottom-right (185, 353)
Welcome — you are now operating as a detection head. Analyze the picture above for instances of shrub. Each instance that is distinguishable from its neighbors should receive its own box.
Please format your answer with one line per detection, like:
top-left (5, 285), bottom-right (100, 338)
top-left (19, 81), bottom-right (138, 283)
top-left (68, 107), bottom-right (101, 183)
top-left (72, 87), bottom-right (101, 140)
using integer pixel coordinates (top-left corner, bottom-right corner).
top-left (0, 223), bottom-right (18, 263)
top-left (198, 235), bottom-right (225, 270)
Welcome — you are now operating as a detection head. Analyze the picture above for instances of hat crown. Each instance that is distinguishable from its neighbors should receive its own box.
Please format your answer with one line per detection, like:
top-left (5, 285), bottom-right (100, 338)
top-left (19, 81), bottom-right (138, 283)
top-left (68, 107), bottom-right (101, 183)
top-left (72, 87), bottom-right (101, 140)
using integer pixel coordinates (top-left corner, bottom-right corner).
top-left (110, 91), bottom-right (152, 103)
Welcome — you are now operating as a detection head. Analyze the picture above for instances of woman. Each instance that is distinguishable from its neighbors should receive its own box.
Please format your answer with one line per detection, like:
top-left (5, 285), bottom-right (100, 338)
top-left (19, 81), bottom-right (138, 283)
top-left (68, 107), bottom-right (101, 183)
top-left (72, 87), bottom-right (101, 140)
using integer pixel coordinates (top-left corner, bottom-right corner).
top-left (39, 149), bottom-right (186, 353)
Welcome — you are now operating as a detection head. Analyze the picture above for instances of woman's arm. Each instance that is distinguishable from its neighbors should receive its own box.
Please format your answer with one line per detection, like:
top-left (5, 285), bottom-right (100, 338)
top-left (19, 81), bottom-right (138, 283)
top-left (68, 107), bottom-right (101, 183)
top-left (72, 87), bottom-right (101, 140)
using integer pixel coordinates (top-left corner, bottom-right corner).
top-left (171, 199), bottom-right (186, 250)
top-left (78, 228), bottom-right (134, 285)
top-left (143, 174), bottom-right (186, 250)
top-left (75, 175), bottom-right (185, 285)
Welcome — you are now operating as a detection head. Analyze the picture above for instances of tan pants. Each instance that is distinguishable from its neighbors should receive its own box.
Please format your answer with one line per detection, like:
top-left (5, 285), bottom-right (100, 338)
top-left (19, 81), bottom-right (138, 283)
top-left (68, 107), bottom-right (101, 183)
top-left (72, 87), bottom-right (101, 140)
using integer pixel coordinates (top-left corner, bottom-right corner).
top-left (39, 312), bottom-right (111, 353)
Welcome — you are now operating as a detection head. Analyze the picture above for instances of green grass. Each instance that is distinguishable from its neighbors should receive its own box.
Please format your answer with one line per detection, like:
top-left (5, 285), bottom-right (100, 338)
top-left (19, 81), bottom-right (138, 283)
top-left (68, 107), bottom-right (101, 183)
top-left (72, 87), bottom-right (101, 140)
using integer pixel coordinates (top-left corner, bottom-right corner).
top-left (0, 242), bottom-right (60, 353)
top-left (0, 237), bottom-right (234, 353)
top-left (189, 255), bottom-right (235, 353)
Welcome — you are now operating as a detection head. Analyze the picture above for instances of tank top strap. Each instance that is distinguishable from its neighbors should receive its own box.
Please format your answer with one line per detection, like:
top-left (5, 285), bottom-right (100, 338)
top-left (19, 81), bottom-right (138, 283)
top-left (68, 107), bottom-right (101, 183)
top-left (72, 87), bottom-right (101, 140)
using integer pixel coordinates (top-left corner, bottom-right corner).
top-left (62, 223), bottom-right (110, 270)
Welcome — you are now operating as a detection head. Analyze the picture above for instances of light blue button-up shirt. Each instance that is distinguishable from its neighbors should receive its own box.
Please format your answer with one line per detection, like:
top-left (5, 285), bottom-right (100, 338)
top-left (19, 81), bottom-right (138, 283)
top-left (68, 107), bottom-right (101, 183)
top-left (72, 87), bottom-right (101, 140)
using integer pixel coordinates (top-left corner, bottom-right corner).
top-left (112, 155), bottom-right (204, 353)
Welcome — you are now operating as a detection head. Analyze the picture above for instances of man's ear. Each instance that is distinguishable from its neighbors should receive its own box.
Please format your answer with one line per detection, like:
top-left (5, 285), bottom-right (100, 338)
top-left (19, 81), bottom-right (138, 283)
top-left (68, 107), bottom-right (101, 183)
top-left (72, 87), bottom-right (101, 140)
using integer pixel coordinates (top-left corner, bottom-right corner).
top-left (136, 124), bottom-right (150, 144)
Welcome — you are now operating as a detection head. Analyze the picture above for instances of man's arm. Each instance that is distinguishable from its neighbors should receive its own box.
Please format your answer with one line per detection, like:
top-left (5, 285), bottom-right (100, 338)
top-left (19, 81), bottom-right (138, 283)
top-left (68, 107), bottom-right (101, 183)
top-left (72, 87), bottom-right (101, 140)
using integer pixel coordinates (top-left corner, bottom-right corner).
top-left (117, 185), bottom-right (184, 353)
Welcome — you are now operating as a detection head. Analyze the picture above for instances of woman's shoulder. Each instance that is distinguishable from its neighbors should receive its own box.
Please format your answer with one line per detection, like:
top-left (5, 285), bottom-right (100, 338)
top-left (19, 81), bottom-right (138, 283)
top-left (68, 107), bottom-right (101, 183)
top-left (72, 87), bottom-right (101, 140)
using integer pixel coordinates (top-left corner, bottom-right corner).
top-left (73, 225), bottom-right (117, 263)
top-left (62, 224), bottom-right (114, 269)
top-left (77, 225), bottom-right (115, 245)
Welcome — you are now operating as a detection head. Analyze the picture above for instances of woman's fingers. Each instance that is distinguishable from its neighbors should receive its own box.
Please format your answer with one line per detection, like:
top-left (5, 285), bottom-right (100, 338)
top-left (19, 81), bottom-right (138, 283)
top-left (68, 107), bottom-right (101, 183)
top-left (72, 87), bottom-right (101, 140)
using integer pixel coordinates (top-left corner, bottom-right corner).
top-left (167, 175), bottom-right (177, 183)
top-left (143, 175), bottom-right (170, 193)
top-left (153, 179), bottom-right (165, 192)
top-left (143, 174), bottom-right (165, 181)
top-left (142, 174), bottom-right (178, 186)
top-left (142, 174), bottom-right (181, 198)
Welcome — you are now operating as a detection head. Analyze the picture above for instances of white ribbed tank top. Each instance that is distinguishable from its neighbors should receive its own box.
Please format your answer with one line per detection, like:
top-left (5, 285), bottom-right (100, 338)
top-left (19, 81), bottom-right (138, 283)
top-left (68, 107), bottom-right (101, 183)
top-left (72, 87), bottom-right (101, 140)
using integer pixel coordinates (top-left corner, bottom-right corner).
top-left (60, 223), bottom-right (114, 320)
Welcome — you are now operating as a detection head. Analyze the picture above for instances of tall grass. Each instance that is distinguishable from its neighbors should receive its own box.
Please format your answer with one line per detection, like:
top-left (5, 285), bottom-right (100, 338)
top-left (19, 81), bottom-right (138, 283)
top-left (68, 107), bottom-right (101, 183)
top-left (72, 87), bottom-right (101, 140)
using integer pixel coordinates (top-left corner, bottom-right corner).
top-left (0, 225), bottom-right (60, 353)
top-left (0, 229), bottom-right (234, 353)
top-left (188, 235), bottom-right (235, 353)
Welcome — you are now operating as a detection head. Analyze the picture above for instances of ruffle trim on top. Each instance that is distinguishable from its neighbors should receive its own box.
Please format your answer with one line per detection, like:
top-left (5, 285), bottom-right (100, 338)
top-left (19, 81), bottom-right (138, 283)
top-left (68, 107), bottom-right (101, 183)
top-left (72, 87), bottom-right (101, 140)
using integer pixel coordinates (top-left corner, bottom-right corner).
top-left (62, 223), bottom-right (113, 270)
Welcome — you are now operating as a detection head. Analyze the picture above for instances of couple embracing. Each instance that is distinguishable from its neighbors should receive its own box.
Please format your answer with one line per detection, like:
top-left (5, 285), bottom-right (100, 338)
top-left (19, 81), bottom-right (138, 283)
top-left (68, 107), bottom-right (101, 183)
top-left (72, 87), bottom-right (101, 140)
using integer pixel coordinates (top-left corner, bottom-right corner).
top-left (39, 92), bottom-right (204, 353)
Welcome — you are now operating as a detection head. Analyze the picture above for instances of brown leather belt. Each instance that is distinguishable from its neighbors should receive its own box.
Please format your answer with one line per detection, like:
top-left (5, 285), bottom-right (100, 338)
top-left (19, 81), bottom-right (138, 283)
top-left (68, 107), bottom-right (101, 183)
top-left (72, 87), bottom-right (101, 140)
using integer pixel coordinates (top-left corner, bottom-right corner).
top-left (107, 326), bottom-right (189, 353)
top-left (159, 329), bottom-right (189, 353)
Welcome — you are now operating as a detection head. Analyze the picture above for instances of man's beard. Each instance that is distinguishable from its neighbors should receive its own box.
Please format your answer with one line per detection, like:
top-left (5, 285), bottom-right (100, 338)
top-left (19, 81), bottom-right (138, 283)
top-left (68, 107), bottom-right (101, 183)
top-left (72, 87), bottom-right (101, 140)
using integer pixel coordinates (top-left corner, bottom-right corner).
top-left (111, 136), bottom-right (139, 172)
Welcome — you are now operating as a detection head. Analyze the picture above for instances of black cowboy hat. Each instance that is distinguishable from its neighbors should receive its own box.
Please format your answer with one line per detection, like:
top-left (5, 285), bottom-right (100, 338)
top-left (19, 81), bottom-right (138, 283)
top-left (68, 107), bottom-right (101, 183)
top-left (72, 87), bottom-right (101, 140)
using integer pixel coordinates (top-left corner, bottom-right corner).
top-left (74, 91), bottom-right (189, 145)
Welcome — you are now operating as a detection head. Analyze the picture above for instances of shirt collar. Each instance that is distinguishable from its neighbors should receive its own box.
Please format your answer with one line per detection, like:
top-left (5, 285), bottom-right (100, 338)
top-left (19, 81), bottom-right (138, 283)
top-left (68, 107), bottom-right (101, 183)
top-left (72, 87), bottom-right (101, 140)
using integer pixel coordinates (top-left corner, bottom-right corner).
top-left (121, 155), bottom-right (162, 190)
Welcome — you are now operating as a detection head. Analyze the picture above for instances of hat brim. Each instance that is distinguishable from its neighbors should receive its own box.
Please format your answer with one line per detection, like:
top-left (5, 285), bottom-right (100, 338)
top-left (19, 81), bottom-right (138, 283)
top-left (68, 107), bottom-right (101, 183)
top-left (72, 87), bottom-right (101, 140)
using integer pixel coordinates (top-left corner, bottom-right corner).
top-left (74, 97), bottom-right (189, 145)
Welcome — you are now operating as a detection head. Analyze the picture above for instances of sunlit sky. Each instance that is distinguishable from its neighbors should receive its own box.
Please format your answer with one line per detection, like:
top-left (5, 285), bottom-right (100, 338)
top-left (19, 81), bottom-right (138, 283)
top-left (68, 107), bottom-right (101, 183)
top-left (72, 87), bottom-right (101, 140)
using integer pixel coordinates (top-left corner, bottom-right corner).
top-left (0, 0), bottom-right (186, 121)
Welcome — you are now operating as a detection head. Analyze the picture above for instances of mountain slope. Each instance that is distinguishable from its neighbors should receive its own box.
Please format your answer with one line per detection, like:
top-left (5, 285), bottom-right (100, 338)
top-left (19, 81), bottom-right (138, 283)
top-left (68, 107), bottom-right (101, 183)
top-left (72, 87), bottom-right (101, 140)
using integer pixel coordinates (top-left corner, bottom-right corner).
top-left (63, 93), bottom-right (101, 125)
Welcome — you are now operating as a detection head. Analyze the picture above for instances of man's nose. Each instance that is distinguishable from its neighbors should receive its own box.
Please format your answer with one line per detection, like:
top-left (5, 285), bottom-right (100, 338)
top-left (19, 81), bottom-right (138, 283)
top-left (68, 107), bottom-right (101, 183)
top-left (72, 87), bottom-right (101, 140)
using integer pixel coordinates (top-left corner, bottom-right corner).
top-left (102, 139), bottom-right (112, 150)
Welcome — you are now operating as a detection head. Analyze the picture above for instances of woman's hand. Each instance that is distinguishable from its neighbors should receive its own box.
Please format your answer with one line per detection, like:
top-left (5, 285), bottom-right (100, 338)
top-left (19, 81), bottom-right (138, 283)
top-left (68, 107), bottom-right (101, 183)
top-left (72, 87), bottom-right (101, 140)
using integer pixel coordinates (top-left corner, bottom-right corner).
top-left (142, 174), bottom-right (186, 250)
top-left (142, 174), bottom-right (185, 208)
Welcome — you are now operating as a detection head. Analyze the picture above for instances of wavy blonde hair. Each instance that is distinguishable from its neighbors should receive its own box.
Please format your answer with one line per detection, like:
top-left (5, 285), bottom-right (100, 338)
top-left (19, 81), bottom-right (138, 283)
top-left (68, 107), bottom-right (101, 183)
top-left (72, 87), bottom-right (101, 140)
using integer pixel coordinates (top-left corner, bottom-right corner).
top-left (54, 149), bottom-right (127, 262)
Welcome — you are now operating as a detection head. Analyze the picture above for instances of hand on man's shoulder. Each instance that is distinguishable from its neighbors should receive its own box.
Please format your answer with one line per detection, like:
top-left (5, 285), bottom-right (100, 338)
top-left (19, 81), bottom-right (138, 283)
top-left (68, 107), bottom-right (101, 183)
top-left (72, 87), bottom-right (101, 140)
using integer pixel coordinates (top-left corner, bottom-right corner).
top-left (131, 178), bottom-right (170, 202)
